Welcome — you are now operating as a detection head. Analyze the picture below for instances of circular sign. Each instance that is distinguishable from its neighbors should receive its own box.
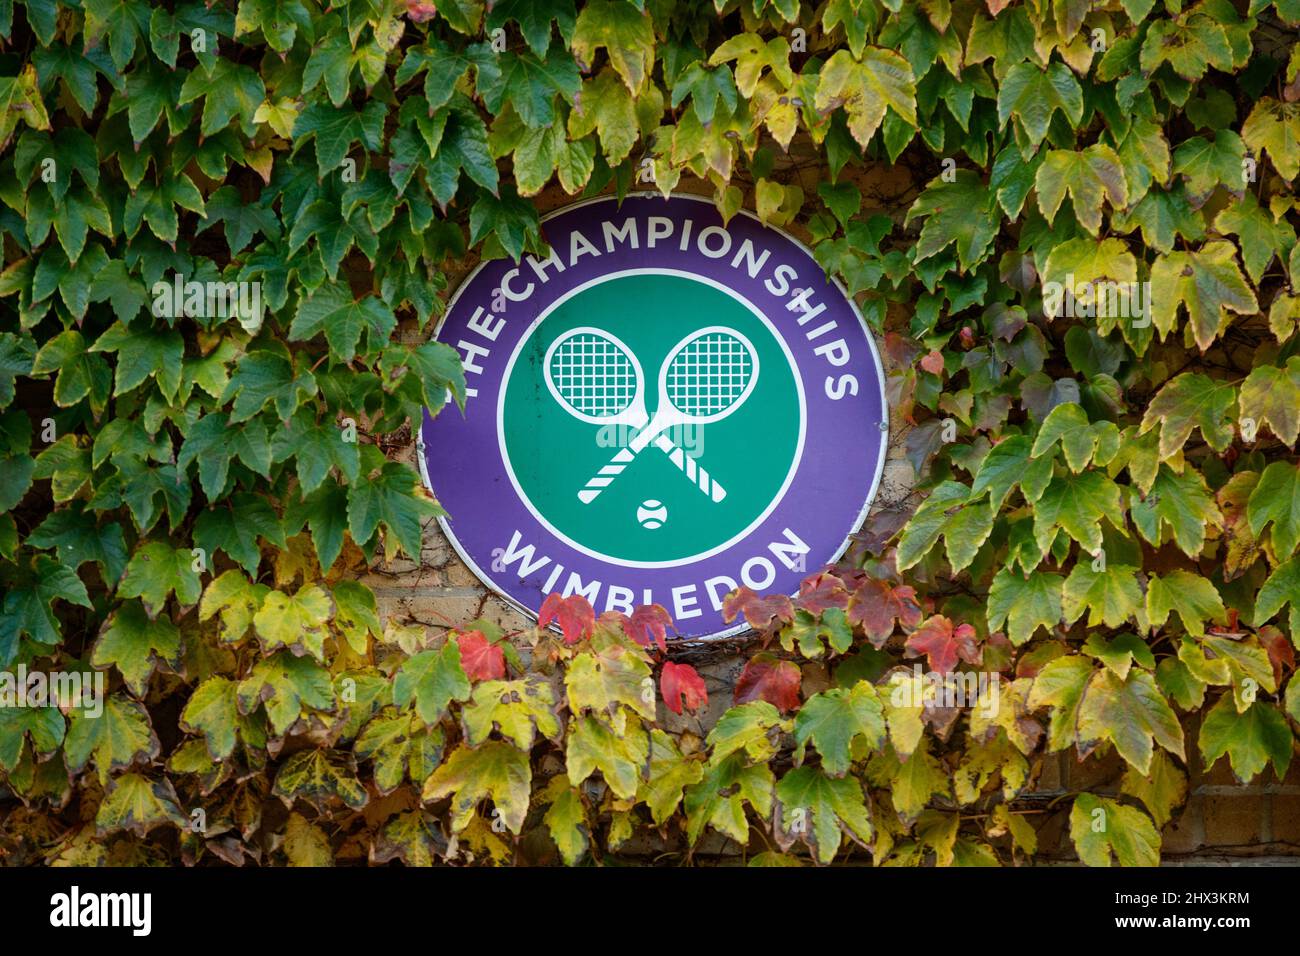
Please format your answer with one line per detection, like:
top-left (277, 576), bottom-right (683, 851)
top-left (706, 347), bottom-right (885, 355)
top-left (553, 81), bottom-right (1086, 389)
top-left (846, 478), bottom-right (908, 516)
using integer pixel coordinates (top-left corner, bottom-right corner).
top-left (420, 194), bottom-right (888, 640)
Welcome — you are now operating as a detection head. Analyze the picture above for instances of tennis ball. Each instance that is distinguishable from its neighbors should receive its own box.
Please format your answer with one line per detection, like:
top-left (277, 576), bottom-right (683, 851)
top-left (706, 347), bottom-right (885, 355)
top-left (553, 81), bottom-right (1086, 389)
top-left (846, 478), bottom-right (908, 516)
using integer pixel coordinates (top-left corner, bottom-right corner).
top-left (636, 499), bottom-right (668, 530)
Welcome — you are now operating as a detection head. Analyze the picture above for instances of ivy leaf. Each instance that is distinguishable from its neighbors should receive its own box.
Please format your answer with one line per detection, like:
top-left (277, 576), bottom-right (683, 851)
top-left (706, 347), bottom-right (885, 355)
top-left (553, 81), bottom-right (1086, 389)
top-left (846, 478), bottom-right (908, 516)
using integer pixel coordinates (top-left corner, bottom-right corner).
top-left (905, 171), bottom-right (999, 272)
top-left (660, 661), bottom-right (708, 714)
top-left (347, 460), bottom-right (441, 560)
top-left (814, 48), bottom-right (916, 149)
top-left (253, 585), bottom-right (333, 662)
top-left (1247, 461), bottom-right (1300, 559)
top-left (179, 676), bottom-right (241, 760)
top-left (1139, 13), bottom-right (1233, 80)
top-left (237, 650), bottom-right (335, 736)
top-left (566, 713), bottom-right (648, 799)
top-left (996, 61), bottom-right (1083, 150)
top-left (26, 503), bottom-right (127, 583)
top-left (1062, 562), bottom-right (1143, 629)
top-left (684, 752), bottom-right (774, 845)
top-left (1172, 131), bottom-right (1246, 203)
top-left (1214, 193), bottom-right (1293, 283)
top-left (1239, 359), bottom-right (1300, 446)
top-left (271, 410), bottom-right (360, 494)
top-left (1255, 555), bottom-right (1300, 626)
top-left (1035, 145), bottom-right (1128, 236)
top-left (1140, 372), bottom-right (1237, 459)
top-left (393, 639), bottom-right (472, 725)
top-left (1121, 750), bottom-right (1188, 829)
top-left (119, 541), bottom-right (202, 616)
top-left (846, 578), bottom-right (922, 646)
top-left (177, 58), bottom-right (264, 136)
top-left (1150, 240), bottom-right (1257, 352)
top-left (89, 322), bottom-right (184, 402)
top-left (571, 0), bottom-right (654, 94)
top-left (64, 694), bottom-right (160, 784)
top-left (93, 599), bottom-right (181, 696)
top-left (1033, 470), bottom-right (1125, 554)
top-left (774, 766), bottom-right (873, 864)
top-left (223, 350), bottom-right (318, 424)
top-left (272, 748), bottom-right (369, 811)
top-left (197, 572), bottom-right (265, 651)
top-left (733, 654), bottom-right (803, 712)
top-left (793, 683), bottom-right (885, 776)
top-left (462, 677), bottom-right (559, 749)
top-left (0, 555), bottom-right (92, 658)
top-left (1076, 667), bottom-right (1185, 773)
top-left (904, 615), bottom-right (980, 674)
top-left (0, 705), bottom-right (64, 771)
top-left (423, 740), bottom-right (531, 834)
top-left (987, 569), bottom-right (1064, 646)
top-left (476, 48), bottom-right (579, 129)
top-left (1069, 794), bottom-right (1160, 866)
top-left (0, 64), bottom-right (51, 152)
top-left (290, 285), bottom-right (397, 364)
top-left (292, 100), bottom-right (385, 177)
top-left (1146, 570), bottom-right (1226, 637)
top-left (355, 708), bottom-right (444, 795)
top-left (1131, 465), bottom-right (1222, 557)
top-left (1199, 695), bottom-right (1293, 782)
top-left (487, 0), bottom-right (577, 55)
top-left (95, 773), bottom-right (187, 837)
top-left (1242, 96), bottom-right (1300, 181)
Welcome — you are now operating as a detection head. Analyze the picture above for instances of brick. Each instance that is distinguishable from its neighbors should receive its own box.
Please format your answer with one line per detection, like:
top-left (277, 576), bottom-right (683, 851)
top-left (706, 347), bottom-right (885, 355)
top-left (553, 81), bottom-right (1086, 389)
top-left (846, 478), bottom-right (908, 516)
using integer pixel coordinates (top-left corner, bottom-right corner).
top-left (1201, 794), bottom-right (1266, 847)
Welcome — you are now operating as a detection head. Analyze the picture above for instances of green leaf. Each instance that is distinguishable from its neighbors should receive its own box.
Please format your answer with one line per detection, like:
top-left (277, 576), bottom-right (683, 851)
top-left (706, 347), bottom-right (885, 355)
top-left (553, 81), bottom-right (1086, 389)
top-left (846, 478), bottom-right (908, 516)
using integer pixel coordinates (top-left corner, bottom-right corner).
top-left (95, 773), bottom-right (187, 837)
top-left (1035, 145), bottom-right (1127, 236)
top-left (1150, 241), bottom-right (1257, 352)
top-left (1062, 562), bottom-right (1143, 629)
top-left (1199, 695), bottom-right (1294, 782)
top-left (290, 284), bottom-right (396, 363)
top-left (571, 0), bottom-right (654, 94)
top-left (683, 752), bottom-right (774, 845)
top-left (179, 676), bottom-right (241, 760)
top-left (1139, 373), bottom-right (1237, 459)
top-left (987, 568), bottom-right (1064, 645)
top-left (904, 170), bottom-right (999, 272)
top-left (177, 58), bottom-right (264, 136)
top-left (462, 677), bottom-right (560, 749)
top-left (119, 540), bottom-right (202, 615)
top-left (93, 599), bottom-right (180, 696)
top-left (566, 713), bottom-right (648, 799)
top-left (393, 639), bottom-right (472, 725)
top-left (0, 555), bottom-right (92, 657)
top-left (1069, 793), bottom-right (1160, 866)
top-left (996, 61), bottom-right (1083, 150)
top-left (1248, 461), bottom-right (1300, 559)
top-left (64, 694), bottom-right (159, 784)
top-left (774, 765), bottom-right (873, 864)
top-left (793, 683), bottom-right (885, 776)
top-left (1076, 668), bottom-right (1185, 773)
top-left (237, 650), bottom-right (336, 736)
top-left (1131, 465), bottom-right (1221, 557)
top-left (1239, 358), bottom-right (1300, 446)
top-left (273, 748), bottom-right (369, 811)
top-left (814, 48), bottom-right (917, 149)
top-left (1146, 570), bottom-right (1226, 637)
top-left (1033, 470), bottom-right (1125, 554)
top-left (26, 504), bottom-right (127, 583)
top-left (423, 740), bottom-right (532, 834)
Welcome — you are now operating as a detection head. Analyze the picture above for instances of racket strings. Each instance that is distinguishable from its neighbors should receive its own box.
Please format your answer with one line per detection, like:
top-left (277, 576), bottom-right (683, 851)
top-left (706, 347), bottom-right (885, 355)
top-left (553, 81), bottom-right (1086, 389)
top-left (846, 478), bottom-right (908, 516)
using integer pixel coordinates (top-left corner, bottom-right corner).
top-left (549, 333), bottom-right (638, 417)
top-left (665, 333), bottom-right (753, 417)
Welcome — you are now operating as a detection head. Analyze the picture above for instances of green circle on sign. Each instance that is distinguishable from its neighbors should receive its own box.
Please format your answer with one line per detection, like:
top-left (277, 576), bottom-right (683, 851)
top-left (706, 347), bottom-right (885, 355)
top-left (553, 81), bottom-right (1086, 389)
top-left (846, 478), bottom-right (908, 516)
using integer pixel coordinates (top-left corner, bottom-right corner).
top-left (500, 271), bottom-right (803, 566)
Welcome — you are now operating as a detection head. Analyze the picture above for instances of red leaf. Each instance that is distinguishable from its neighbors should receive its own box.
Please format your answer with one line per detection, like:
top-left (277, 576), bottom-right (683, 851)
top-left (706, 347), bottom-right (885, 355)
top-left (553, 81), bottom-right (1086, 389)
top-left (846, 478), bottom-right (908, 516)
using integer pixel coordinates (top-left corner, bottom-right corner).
top-left (903, 615), bottom-right (980, 675)
top-left (847, 578), bottom-right (922, 646)
top-left (1258, 625), bottom-right (1295, 686)
top-left (403, 0), bottom-right (439, 21)
top-left (722, 587), bottom-right (794, 633)
top-left (623, 603), bottom-right (674, 652)
top-left (986, 0), bottom-right (1013, 13)
top-left (661, 662), bottom-right (708, 714)
top-left (457, 630), bottom-right (505, 681)
top-left (734, 653), bottom-right (802, 712)
top-left (794, 572), bottom-right (849, 616)
top-left (920, 349), bottom-right (945, 375)
top-left (539, 593), bottom-right (595, 645)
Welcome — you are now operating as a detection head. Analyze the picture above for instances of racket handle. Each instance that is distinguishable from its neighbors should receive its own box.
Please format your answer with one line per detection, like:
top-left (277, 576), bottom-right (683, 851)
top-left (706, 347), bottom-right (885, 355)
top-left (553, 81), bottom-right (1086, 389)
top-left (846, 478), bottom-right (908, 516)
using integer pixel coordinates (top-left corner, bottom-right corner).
top-left (576, 437), bottom-right (726, 504)
top-left (652, 434), bottom-right (726, 503)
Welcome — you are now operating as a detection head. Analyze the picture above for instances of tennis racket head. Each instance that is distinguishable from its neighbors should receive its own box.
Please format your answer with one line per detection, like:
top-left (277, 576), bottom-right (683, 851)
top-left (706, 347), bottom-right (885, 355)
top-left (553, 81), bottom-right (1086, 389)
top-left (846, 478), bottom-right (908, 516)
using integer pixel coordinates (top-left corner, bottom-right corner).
top-left (543, 326), bottom-right (645, 425)
top-left (659, 325), bottom-right (760, 424)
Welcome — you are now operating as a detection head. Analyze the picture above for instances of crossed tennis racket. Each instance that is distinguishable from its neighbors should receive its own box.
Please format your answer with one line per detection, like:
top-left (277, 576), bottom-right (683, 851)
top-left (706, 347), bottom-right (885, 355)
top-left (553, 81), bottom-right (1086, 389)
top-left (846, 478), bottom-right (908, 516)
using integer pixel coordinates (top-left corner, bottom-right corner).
top-left (543, 326), bottom-right (761, 505)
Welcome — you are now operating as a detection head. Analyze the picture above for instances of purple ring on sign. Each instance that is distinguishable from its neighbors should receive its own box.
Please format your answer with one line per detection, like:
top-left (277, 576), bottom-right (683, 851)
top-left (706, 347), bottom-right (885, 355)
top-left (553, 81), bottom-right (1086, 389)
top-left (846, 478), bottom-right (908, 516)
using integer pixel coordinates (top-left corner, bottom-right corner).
top-left (419, 193), bottom-right (889, 640)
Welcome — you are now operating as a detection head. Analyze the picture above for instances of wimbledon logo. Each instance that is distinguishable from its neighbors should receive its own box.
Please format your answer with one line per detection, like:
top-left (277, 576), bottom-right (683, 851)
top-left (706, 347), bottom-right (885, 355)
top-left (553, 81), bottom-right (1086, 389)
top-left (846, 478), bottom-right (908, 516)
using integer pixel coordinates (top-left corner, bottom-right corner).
top-left (420, 194), bottom-right (887, 640)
